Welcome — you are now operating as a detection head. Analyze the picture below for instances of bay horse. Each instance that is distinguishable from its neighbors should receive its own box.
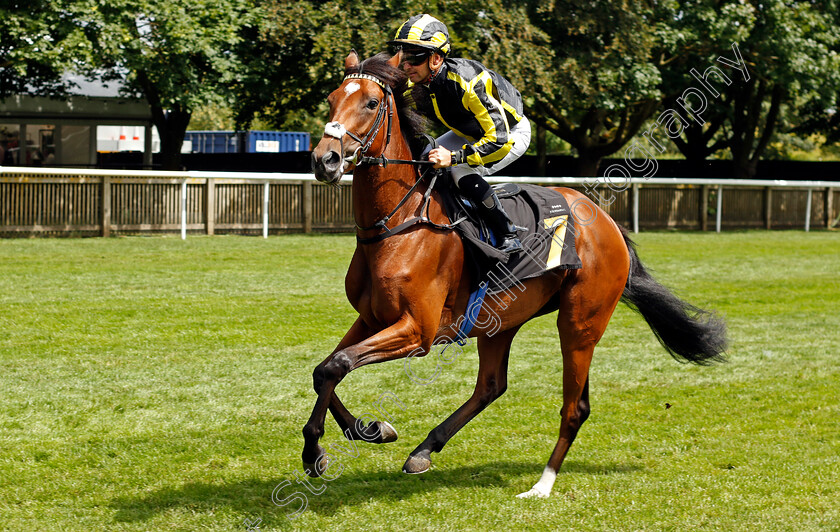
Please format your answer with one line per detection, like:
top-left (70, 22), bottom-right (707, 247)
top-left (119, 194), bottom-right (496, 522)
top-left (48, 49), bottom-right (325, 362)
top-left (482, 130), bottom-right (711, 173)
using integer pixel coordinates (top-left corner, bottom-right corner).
top-left (305, 51), bottom-right (726, 498)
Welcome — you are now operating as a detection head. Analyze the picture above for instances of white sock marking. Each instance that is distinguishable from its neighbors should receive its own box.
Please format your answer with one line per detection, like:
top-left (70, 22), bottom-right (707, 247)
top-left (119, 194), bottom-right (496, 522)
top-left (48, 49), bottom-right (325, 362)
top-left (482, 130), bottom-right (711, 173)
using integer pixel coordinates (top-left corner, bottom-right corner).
top-left (516, 466), bottom-right (556, 499)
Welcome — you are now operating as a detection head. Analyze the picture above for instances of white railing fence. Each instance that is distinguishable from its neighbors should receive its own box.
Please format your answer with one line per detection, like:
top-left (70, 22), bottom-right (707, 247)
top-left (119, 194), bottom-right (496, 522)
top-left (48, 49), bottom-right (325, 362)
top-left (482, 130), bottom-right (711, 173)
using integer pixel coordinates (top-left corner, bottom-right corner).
top-left (1, 167), bottom-right (837, 238)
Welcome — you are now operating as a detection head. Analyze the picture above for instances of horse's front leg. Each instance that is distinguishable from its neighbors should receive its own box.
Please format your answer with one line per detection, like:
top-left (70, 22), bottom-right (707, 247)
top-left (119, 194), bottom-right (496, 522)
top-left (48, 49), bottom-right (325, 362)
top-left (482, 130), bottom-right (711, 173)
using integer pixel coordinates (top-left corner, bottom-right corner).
top-left (302, 316), bottom-right (431, 476)
top-left (323, 318), bottom-right (398, 444)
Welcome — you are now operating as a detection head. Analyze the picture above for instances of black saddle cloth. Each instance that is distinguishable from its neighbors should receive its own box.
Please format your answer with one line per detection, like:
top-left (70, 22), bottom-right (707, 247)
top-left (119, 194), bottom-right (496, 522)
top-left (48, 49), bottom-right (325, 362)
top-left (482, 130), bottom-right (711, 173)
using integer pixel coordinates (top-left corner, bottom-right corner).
top-left (438, 179), bottom-right (582, 294)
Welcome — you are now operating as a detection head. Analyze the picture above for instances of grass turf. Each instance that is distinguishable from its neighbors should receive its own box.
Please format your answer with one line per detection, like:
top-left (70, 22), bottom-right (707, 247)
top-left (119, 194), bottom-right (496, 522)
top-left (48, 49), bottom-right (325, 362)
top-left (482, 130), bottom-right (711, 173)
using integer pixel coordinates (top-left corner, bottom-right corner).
top-left (0, 231), bottom-right (838, 531)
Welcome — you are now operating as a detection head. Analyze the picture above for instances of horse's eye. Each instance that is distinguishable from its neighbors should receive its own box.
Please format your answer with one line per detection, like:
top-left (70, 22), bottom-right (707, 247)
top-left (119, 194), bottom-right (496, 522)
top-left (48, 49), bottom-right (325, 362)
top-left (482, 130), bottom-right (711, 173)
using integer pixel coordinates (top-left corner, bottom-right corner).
top-left (366, 99), bottom-right (379, 110)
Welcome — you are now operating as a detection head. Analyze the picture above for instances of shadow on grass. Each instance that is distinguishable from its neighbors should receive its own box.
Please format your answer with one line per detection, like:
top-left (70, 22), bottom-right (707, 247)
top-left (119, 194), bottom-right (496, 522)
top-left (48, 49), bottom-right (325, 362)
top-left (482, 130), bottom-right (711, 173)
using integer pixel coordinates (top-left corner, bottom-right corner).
top-left (110, 459), bottom-right (641, 526)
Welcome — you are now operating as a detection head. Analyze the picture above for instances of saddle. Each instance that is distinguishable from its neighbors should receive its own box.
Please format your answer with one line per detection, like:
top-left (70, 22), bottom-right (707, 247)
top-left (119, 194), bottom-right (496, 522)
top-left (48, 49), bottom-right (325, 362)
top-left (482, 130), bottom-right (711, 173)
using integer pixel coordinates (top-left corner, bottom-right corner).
top-left (437, 177), bottom-right (582, 294)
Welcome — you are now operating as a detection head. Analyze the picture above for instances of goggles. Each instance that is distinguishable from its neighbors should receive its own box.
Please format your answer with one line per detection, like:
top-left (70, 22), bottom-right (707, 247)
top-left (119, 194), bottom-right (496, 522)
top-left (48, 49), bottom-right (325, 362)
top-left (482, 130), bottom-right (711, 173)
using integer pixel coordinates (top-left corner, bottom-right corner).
top-left (402, 51), bottom-right (431, 66)
top-left (390, 45), bottom-right (432, 66)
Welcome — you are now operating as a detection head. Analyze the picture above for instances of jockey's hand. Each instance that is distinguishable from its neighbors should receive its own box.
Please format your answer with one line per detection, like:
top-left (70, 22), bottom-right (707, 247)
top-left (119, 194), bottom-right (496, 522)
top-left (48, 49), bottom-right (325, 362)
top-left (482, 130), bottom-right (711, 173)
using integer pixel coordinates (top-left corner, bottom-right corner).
top-left (428, 147), bottom-right (452, 169)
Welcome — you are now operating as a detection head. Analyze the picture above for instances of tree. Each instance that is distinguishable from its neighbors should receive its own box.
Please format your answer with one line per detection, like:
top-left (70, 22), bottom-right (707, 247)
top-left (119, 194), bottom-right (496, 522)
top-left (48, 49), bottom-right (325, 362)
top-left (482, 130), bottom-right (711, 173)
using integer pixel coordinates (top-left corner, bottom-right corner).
top-left (786, 0), bottom-right (840, 157)
top-left (796, 95), bottom-right (840, 148)
top-left (460, 0), bottom-right (663, 176)
top-left (78, 0), bottom-right (252, 169)
top-left (241, 0), bottom-right (840, 179)
top-left (233, 1), bottom-right (495, 135)
top-left (239, 1), bottom-right (668, 177)
top-left (649, 1), bottom-right (753, 171)
top-left (654, 0), bottom-right (840, 178)
top-left (0, 1), bottom-right (90, 99)
top-left (234, 0), bottom-right (414, 132)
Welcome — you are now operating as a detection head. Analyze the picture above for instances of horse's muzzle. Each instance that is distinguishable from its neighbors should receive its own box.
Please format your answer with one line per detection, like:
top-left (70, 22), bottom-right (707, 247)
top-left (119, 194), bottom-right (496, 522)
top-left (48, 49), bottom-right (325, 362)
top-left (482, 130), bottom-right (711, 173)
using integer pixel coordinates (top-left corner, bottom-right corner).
top-left (312, 150), bottom-right (344, 184)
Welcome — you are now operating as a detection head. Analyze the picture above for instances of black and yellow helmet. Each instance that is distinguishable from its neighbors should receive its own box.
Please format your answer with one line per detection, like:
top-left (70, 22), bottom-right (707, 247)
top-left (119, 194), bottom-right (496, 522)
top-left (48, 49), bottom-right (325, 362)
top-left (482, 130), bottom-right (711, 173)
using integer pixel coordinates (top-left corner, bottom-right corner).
top-left (388, 14), bottom-right (451, 56)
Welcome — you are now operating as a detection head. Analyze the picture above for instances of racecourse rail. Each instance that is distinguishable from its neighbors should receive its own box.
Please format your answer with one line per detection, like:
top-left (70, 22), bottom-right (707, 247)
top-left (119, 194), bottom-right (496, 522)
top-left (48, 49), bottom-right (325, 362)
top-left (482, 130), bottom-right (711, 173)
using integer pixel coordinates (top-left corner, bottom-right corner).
top-left (1, 166), bottom-right (837, 238)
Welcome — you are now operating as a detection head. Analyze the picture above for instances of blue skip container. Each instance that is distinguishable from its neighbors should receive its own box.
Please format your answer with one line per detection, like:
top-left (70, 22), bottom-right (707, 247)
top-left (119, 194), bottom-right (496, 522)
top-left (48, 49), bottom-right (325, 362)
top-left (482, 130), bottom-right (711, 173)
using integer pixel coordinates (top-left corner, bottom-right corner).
top-left (184, 131), bottom-right (310, 153)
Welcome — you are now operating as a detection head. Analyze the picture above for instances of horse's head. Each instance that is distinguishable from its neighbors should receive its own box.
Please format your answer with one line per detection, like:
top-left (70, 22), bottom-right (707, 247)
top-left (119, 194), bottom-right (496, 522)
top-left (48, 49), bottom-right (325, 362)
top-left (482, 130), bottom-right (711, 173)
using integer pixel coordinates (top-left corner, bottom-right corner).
top-left (312, 51), bottom-right (402, 184)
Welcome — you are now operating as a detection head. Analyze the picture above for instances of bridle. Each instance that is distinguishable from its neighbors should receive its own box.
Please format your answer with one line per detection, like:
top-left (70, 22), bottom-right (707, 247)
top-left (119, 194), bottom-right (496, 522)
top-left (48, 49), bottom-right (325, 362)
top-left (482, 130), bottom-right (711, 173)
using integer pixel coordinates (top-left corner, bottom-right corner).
top-left (323, 73), bottom-right (395, 169)
top-left (324, 73), bottom-right (435, 169)
top-left (321, 71), bottom-right (463, 244)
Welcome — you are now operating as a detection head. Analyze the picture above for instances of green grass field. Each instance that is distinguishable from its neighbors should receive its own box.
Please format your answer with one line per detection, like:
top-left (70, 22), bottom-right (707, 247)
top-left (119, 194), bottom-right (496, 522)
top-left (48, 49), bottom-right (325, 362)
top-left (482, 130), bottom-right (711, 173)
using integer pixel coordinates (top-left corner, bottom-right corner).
top-left (1, 231), bottom-right (838, 531)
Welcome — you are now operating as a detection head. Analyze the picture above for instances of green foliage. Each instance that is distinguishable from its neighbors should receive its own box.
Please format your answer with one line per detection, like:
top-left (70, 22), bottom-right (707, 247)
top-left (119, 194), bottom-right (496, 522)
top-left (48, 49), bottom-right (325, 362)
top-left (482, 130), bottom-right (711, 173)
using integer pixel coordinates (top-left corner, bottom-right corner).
top-left (232, 1), bottom-right (323, 130)
top-left (0, 1), bottom-right (93, 98)
top-left (188, 103), bottom-right (237, 131)
top-left (766, 133), bottom-right (840, 161)
top-left (460, 0), bottom-right (840, 174)
top-left (71, 0), bottom-right (253, 168)
top-left (79, 0), bottom-right (251, 109)
top-left (654, 0), bottom-right (840, 176)
top-left (5, 1), bottom-right (840, 171)
top-left (454, 0), bottom-right (665, 174)
top-left (233, 0), bottom-right (413, 130)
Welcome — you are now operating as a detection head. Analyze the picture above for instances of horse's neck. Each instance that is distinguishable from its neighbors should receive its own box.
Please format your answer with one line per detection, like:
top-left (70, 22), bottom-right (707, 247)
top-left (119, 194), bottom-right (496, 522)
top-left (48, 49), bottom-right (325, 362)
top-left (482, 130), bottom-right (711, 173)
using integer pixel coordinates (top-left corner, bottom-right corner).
top-left (352, 136), bottom-right (425, 230)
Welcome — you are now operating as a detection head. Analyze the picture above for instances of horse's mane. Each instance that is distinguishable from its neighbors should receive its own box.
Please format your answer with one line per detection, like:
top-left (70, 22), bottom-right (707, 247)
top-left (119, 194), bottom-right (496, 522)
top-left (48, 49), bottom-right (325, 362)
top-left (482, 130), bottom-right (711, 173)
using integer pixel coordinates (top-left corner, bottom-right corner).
top-left (345, 53), bottom-right (428, 157)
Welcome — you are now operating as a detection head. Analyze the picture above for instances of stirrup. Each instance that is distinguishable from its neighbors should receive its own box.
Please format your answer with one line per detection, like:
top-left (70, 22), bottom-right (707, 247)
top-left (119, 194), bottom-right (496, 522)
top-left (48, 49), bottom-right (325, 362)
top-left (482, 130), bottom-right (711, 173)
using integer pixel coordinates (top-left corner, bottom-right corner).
top-left (497, 234), bottom-right (522, 254)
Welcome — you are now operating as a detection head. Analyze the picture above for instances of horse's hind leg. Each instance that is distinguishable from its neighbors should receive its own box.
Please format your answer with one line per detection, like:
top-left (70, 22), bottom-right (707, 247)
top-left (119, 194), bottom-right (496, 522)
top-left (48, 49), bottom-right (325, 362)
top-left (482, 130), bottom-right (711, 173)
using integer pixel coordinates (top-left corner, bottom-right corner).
top-left (517, 280), bottom-right (621, 498)
top-left (403, 326), bottom-right (520, 474)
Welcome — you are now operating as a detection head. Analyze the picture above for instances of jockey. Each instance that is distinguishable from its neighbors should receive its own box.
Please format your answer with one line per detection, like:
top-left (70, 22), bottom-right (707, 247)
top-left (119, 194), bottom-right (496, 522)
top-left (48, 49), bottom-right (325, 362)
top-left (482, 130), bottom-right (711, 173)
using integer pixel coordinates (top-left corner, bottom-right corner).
top-left (388, 14), bottom-right (531, 254)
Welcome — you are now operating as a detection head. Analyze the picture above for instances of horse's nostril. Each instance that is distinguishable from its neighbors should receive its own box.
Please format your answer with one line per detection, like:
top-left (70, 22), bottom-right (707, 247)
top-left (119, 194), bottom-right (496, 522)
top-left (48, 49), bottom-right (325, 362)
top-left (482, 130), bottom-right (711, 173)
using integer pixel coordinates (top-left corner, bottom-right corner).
top-left (322, 151), bottom-right (341, 168)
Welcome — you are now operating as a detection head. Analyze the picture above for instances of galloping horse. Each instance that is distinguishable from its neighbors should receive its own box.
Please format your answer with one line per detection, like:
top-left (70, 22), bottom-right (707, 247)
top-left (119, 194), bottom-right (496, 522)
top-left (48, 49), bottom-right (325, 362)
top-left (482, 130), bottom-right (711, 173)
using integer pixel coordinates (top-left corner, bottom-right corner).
top-left (306, 51), bottom-right (726, 498)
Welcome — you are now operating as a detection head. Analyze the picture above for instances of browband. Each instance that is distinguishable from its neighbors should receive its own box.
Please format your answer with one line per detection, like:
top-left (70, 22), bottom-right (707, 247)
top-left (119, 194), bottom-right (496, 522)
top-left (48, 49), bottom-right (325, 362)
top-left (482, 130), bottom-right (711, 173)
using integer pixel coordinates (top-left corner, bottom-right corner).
top-left (345, 73), bottom-right (387, 90)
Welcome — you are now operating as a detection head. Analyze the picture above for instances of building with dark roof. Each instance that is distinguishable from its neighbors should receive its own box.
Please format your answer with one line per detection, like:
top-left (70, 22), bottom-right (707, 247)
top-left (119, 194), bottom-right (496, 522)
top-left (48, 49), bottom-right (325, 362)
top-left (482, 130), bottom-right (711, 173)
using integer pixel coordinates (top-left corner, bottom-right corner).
top-left (0, 75), bottom-right (153, 167)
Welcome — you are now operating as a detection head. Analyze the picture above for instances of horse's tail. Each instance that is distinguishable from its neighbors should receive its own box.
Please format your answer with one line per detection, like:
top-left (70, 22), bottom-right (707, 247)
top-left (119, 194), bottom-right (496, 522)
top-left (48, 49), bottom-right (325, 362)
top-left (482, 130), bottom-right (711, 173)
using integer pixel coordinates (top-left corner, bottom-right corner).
top-left (620, 227), bottom-right (728, 365)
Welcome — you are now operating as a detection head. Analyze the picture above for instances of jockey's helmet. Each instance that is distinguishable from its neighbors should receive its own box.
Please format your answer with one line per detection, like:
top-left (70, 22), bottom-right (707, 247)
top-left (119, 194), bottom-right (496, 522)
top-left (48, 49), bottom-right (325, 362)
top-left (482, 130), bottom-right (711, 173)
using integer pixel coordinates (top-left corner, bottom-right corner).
top-left (388, 14), bottom-right (451, 56)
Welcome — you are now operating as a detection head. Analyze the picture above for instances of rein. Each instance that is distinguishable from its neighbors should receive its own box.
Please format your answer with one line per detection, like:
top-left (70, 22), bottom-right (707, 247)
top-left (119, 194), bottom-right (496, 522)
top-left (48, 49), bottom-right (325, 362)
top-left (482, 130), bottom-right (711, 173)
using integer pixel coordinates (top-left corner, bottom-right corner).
top-left (355, 167), bottom-right (466, 245)
top-left (323, 72), bottom-right (464, 245)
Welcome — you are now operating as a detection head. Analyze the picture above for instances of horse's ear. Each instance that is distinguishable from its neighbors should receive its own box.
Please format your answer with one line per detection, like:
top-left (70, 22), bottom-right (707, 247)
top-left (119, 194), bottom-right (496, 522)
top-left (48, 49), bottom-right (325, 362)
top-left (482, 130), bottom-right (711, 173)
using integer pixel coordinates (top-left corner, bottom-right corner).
top-left (387, 51), bottom-right (402, 68)
top-left (345, 50), bottom-right (360, 71)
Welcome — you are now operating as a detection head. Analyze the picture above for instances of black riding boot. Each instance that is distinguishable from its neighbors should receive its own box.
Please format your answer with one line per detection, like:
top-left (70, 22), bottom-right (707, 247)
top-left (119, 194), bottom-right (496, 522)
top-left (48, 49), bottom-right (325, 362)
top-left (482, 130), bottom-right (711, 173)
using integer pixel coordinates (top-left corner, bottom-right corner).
top-left (457, 173), bottom-right (523, 254)
top-left (480, 192), bottom-right (523, 254)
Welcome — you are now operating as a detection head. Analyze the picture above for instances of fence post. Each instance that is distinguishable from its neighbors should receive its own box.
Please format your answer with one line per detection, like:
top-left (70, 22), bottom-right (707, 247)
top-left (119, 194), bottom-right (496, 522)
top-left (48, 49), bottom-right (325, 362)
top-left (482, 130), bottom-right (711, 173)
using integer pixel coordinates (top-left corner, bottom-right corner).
top-left (701, 185), bottom-right (709, 231)
top-left (716, 185), bottom-right (723, 233)
top-left (181, 179), bottom-right (187, 240)
top-left (805, 188), bottom-right (812, 232)
top-left (101, 176), bottom-right (111, 237)
top-left (632, 183), bottom-right (640, 234)
top-left (827, 187), bottom-right (834, 229)
top-left (764, 187), bottom-right (773, 230)
top-left (263, 181), bottom-right (270, 239)
top-left (303, 180), bottom-right (313, 233)
top-left (206, 178), bottom-right (215, 235)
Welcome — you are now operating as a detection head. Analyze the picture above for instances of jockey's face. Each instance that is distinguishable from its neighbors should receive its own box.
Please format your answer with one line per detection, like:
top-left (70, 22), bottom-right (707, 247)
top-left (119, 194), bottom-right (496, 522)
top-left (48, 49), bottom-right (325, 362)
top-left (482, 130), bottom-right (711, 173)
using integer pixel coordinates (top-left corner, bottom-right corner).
top-left (399, 49), bottom-right (439, 84)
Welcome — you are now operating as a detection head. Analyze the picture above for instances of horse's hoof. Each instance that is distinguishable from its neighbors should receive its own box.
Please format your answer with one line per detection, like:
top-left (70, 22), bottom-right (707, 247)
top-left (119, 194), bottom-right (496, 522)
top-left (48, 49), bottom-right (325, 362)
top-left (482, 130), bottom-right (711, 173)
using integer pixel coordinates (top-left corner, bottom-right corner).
top-left (516, 487), bottom-right (550, 499)
top-left (378, 421), bottom-right (398, 443)
top-left (303, 462), bottom-right (318, 477)
top-left (402, 453), bottom-right (431, 474)
top-left (303, 454), bottom-right (330, 478)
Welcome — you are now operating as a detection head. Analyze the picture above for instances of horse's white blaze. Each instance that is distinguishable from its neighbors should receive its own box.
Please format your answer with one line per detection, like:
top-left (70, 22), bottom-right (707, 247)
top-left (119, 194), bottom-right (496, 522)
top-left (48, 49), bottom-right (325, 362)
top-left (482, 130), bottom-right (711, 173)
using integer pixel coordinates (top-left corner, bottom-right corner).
top-left (344, 82), bottom-right (361, 95)
top-left (516, 466), bottom-right (556, 499)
